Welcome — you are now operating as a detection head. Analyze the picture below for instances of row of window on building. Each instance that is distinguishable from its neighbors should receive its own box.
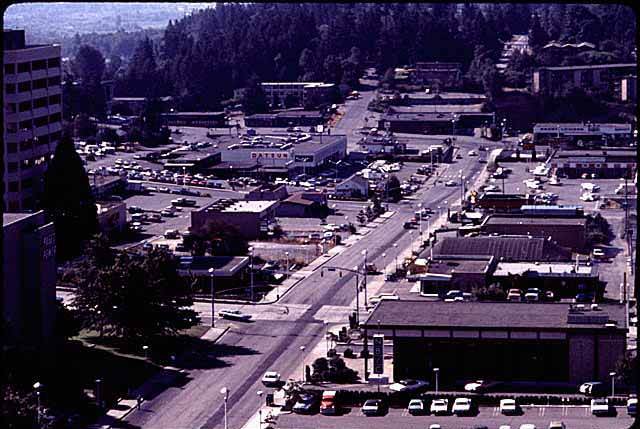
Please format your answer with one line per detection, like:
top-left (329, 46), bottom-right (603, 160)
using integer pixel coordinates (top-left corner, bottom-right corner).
top-left (5, 76), bottom-right (61, 94)
top-left (4, 57), bottom-right (61, 74)
top-left (5, 131), bottom-right (62, 154)
top-left (6, 112), bottom-right (62, 133)
top-left (6, 94), bottom-right (61, 113)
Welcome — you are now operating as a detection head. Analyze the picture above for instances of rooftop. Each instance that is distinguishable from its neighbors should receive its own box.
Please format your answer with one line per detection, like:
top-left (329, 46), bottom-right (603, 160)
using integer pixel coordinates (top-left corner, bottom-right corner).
top-left (431, 236), bottom-right (572, 262)
top-left (405, 91), bottom-right (487, 100)
top-left (538, 63), bottom-right (636, 71)
top-left (201, 199), bottom-right (278, 214)
top-left (426, 256), bottom-right (493, 275)
top-left (364, 301), bottom-right (626, 331)
top-left (381, 112), bottom-right (492, 122)
top-left (177, 256), bottom-right (249, 276)
top-left (389, 104), bottom-right (485, 113)
top-left (210, 132), bottom-right (346, 155)
top-left (494, 261), bottom-right (597, 277)
top-left (484, 216), bottom-right (587, 227)
top-left (3, 212), bottom-right (38, 227)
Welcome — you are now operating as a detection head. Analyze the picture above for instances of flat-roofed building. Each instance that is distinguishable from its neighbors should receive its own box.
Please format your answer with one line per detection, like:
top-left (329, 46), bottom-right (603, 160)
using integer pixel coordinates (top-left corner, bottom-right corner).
top-left (3, 211), bottom-right (56, 351)
top-left (191, 199), bottom-right (279, 239)
top-left (244, 110), bottom-right (325, 128)
top-left (481, 215), bottom-right (587, 251)
top-left (364, 301), bottom-right (627, 384)
top-left (4, 29), bottom-right (63, 211)
top-left (411, 62), bottom-right (463, 89)
top-left (550, 148), bottom-right (636, 178)
top-left (533, 122), bottom-right (632, 145)
top-left (177, 255), bottom-right (250, 291)
top-left (430, 236), bottom-right (572, 262)
top-left (96, 200), bottom-right (127, 236)
top-left (261, 82), bottom-right (336, 108)
top-left (419, 255), bottom-right (495, 295)
top-left (161, 111), bottom-right (227, 128)
top-left (532, 63), bottom-right (636, 96)
top-left (379, 112), bottom-right (494, 135)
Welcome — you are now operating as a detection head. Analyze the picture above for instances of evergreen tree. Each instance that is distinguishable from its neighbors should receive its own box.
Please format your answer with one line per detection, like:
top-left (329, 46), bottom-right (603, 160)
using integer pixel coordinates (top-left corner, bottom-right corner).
top-left (528, 12), bottom-right (547, 52)
top-left (42, 130), bottom-right (98, 261)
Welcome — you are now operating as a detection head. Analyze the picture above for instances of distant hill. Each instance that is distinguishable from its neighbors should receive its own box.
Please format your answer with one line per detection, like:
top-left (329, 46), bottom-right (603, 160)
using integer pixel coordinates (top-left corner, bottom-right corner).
top-left (4, 3), bottom-right (214, 42)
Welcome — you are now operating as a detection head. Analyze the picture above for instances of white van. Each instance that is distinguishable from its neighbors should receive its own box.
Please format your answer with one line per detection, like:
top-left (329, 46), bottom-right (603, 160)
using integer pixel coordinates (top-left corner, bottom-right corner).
top-left (581, 183), bottom-right (600, 192)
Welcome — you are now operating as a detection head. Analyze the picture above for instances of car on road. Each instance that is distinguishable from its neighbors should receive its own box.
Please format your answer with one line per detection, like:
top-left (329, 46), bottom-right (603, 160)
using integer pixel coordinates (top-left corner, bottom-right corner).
top-left (519, 425), bottom-right (537, 429)
top-left (456, 154), bottom-right (463, 159)
top-left (261, 371), bottom-right (280, 387)
top-left (319, 390), bottom-right (338, 415)
top-left (389, 379), bottom-right (429, 392)
top-left (464, 379), bottom-right (501, 393)
top-left (171, 197), bottom-right (197, 207)
top-left (548, 422), bottom-right (566, 429)
top-left (361, 399), bottom-right (386, 416)
top-left (445, 180), bottom-right (458, 186)
top-left (452, 397), bottom-right (473, 415)
top-left (467, 150), bottom-right (477, 156)
top-left (128, 206), bottom-right (144, 213)
top-left (218, 309), bottom-right (252, 321)
top-left (498, 426), bottom-right (511, 429)
top-left (428, 425), bottom-right (442, 429)
top-left (444, 289), bottom-right (464, 301)
top-left (407, 399), bottom-right (426, 415)
top-left (580, 193), bottom-right (598, 202)
top-left (164, 229), bottom-right (180, 239)
top-left (592, 248), bottom-right (606, 259)
top-left (292, 393), bottom-right (317, 414)
top-left (575, 292), bottom-right (595, 303)
top-left (549, 177), bottom-right (561, 186)
top-left (499, 398), bottom-right (519, 415)
top-left (591, 398), bottom-right (613, 416)
top-left (160, 209), bottom-right (174, 217)
top-left (430, 398), bottom-right (449, 415)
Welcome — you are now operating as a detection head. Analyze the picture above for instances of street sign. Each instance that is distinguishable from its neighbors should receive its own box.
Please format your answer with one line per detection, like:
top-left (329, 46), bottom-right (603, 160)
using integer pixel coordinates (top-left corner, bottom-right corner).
top-left (372, 334), bottom-right (384, 374)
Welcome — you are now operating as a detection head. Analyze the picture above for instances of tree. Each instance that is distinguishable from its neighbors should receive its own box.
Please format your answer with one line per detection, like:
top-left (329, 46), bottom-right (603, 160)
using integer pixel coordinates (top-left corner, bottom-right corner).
top-left (123, 37), bottom-right (159, 97)
top-left (192, 221), bottom-right (249, 256)
top-left (528, 13), bottom-right (547, 52)
top-left (73, 113), bottom-right (98, 139)
top-left (72, 45), bottom-right (107, 116)
top-left (241, 74), bottom-right (268, 115)
top-left (42, 130), bottom-right (98, 261)
top-left (381, 67), bottom-right (395, 89)
top-left (311, 356), bottom-right (358, 383)
top-left (73, 248), bottom-right (199, 341)
top-left (386, 175), bottom-right (402, 202)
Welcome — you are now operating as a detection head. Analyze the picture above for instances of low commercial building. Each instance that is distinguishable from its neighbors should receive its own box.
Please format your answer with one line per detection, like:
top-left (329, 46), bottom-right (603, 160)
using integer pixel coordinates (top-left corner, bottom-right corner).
top-left (261, 82), bottom-right (336, 108)
top-left (410, 62), bottom-right (463, 89)
top-left (532, 63), bottom-right (637, 96)
top-left (276, 191), bottom-right (328, 218)
top-left (364, 301), bottom-right (627, 384)
top-left (160, 111), bottom-right (227, 128)
top-left (357, 134), bottom-right (406, 155)
top-left (245, 184), bottom-right (289, 201)
top-left (379, 112), bottom-right (494, 135)
top-left (388, 104), bottom-right (485, 114)
top-left (480, 215), bottom-right (587, 251)
top-left (400, 91), bottom-right (487, 106)
top-left (492, 261), bottom-right (602, 299)
top-left (519, 205), bottom-right (584, 217)
top-left (177, 255), bottom-right (250, 291)
top-left (431, 236), bottom-right (572, 262)
top-left (110, 96), bottom-right (174, 116)
top-left (89, 175), bottom-right (125, 199)
top-left (550, 149), bottom-right (636, 179)
top-left (163, 148), bottom-right (222, 173)
top-left (244, 110), bottom-right (325, 128)
top-left (191, 199), bottom-right (279, 239)
top-left (209, 132), bottom-right (347, 177)
top-left (473, 193), bottom-right (535, 212)
top-left (419, 255), bottom-right (495, 295)
top-left (96, 200), bottom-right (127, 236)
top-left (334, 174), bottom-right (369, 199)
top-left (533, 123), bottom-right (633, 146)
top-left (3, 211), bottom-right (56, 351)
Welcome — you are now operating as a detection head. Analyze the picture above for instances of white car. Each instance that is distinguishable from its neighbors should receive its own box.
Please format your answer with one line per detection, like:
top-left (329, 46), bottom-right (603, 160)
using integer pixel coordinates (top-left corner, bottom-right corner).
top-left (445, 180), bottom-right (458, 187)
top-left (580, 193), bottom-right (599, 202)
top-left (389, 379), bottom-right (429, 392)
top-left (261, 371), bottom-right (281, 387)
top-left (592, 248), bottom-right (605, 258)
top-left (499, 426), bottom-right (512, 429)
top-left (591, 398), bottom-right (612, 416)
top-left (468, 150), bottom-right (477, 156)
top-left (407, 398), bottom-right (425, 415)
top-left (519, 425), bottom-right (536, 429)
top-left (452, 397), bottom-right (472, 415)
top-left (430, 398), bottom-right (449, 415)
top-left (548, 177), bottom-right (561, 186)
top-left (500, 398), bottom-right (518, 415)
top-left (428, 425), bottom-right (442, 429)
top-left (218, 309), bottom-right (252, 321)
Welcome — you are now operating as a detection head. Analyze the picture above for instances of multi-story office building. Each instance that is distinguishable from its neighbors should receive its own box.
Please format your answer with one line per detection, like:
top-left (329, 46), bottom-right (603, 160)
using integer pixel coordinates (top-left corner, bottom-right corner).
top-left (3, 29), bottom-right (63, 211)
top-left (260, 82), bottom-right (335, 108)
top-left (532, 63), bottom-right (636, 96)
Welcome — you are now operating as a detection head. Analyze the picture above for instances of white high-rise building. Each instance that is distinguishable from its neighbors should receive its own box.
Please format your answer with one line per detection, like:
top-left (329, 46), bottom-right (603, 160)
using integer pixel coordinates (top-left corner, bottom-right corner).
top-left (3, 29), bottom-right (62, 211)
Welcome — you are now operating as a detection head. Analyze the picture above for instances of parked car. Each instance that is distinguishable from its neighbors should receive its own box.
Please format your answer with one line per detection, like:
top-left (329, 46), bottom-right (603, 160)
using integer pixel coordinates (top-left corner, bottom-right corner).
top-left (164, 229), bottom-right (180, 239)
top-left (445, 180), bottom-right (458, 186)
top-left (500, 398), bottom-right (519, 415)
top-left (592, 248), bottom-right (606, 259)
top-left (261, 371), bottom-right (281, 387)
top-left (389, 379), bottom-right (429, 392)
top-left (519, 425), bottom-right (537, 429)
top-left (507, 289), bottom-right (522, 302)
top-left (580, 381), bottom-right (606, 397)
top-left (452, 397), bottom-right (473, 416)
top-left (319, 390), bottom-right (338, 415)
top-left (128, 206), bottom-right (144, 213)
top-left (591, 398), bottom-right (613, 416)
top-left (627, 396), bottom-right (637, 417)
top-left (361, 399), bottom-right (386, 416)
top-left (218, 309), bottom-right (252, 321)
top-left (524, 288), bottom-right (541, 302)
top-left (293, 393), bottom-right (317, 414)
top-left (430, 398), bottom-right (449, 415)
top-left (407, 399), bottom-right (426, 415)
top-left (548, 422), bottom-right (566, 429)
top-left (575, 292), bottom-right (595, 303)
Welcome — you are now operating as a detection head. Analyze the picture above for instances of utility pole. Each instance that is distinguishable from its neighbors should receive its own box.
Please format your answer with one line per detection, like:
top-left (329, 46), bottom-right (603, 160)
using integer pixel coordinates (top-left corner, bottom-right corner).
top-left (362, 250), bottom-right (368, 310)
top-left (208, 268), bottom-right (215, 327)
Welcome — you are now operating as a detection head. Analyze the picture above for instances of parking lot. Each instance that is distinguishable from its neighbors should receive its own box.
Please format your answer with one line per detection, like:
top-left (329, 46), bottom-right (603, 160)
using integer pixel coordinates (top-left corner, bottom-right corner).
top-left (277, 405), bottom-right (634, 429)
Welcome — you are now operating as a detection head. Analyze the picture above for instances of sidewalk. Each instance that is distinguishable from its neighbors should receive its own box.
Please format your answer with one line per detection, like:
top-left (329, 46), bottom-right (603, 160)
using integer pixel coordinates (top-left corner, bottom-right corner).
top-left (86, 326), bottom-right (228, 429)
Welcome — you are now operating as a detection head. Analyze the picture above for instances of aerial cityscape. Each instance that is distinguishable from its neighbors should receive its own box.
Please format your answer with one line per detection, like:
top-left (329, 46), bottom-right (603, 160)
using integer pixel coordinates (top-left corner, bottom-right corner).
top-left (2, 3), bottom-right (637, 429)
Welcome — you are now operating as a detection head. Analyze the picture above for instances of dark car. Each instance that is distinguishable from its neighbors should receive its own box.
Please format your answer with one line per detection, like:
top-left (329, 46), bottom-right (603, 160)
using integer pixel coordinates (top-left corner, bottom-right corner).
top-left (292, 394), bottom-right (318, 414)
top-left (575, 292), bottom-right (595, 303)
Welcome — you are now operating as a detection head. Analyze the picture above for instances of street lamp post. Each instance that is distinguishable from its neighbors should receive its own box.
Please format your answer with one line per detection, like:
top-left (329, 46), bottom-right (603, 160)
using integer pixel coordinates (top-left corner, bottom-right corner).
top-left (95, 378), bottom-right (102, 409)
top-left (257, 390), bottom-right (263, 429)
top-left (433, 368), bottom-right (440, 395)
top-left (249, 247), bottom-right (255, 302)
top-left (33, 382), bottom-right (42, 427)
top-left (393, 243), bottom-right (399, 272)
top-left (220, 387), bottom-right (229, 429)
top-left (300, 346), bottom-right (306, 382)
top-left (610, 372), bottom-right (616, 398)
top-left (208, 268), bottom-right (216, 327)
top-left (324, 321), bottom-right (330, 356)
top-left (362, 250), bottom-right (369, 309)
top-left (382, 253), bottom-right (386, 276)
top-left (418, 203), bottom-right (423, 240)
top-left (354, 266), bottom-right (360, 325)
top-left (143, 345), bottom-right (149, 360)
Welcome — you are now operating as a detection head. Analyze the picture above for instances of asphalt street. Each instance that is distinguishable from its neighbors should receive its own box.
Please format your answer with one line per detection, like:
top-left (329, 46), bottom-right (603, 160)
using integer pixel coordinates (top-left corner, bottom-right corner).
top-left (120, 142), bottom-right (490, 429)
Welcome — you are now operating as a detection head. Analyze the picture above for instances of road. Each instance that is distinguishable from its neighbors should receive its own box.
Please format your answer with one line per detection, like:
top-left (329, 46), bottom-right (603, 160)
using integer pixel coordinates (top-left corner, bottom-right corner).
top-left (119, 144), bottom-right (489, 429)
